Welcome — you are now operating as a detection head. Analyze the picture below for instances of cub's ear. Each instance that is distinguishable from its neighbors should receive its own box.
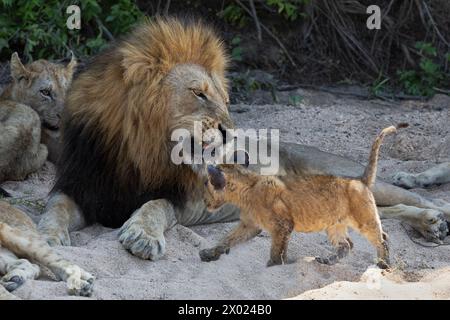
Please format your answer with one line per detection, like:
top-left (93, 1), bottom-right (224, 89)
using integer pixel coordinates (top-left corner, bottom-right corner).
top-left (232, 150), bottom-right (250, 168)
top-left (10, 52), bottom-right (31, 82)
top-left (66, 51), bottom-right (77, 76)
top-left (207, 165), bottom-right (226, 190)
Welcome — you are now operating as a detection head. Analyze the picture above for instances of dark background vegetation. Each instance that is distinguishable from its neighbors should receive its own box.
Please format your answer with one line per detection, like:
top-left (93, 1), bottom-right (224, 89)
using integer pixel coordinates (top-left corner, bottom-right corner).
top-left (0, 0), bottom-right (449, 98)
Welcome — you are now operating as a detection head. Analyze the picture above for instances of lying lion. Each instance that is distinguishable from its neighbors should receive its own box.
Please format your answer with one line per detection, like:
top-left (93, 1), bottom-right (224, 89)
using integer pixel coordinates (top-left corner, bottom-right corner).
top-left (199, 126), bottom-right (400, 269)
top-left (0, 201), bottom-right (94, 298)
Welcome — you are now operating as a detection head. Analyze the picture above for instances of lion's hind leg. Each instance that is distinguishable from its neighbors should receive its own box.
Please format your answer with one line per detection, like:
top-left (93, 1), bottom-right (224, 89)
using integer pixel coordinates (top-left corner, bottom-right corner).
top-left (392, 162), bottom-right (450, 189)
top-left (352, 208), bottom-right (390, 269)
top-left (0, 247), bottom-right (39, 292)
top-left (316, 224), bottom-right (352, 266)
top-left (379, 205), bottom-right (448, 243)
top-left (0, 222), bottom-right (94, 297)
top-left (373, 181), bottom-right (449, 243)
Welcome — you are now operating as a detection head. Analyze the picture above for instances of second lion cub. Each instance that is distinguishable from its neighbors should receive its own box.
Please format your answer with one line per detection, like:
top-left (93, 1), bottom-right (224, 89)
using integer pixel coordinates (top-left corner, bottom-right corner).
top-left (200, 126), bottom-right (400, 269)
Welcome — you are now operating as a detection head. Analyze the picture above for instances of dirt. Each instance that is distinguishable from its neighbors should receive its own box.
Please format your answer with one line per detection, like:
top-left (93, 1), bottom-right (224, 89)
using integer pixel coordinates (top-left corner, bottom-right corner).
top-left (1, 89), bottom-right (449, 300)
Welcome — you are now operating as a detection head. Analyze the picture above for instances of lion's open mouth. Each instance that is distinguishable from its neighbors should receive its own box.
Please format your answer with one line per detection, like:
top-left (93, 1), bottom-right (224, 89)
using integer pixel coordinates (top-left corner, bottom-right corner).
top-left (195, 123), bottom-right (231, 154)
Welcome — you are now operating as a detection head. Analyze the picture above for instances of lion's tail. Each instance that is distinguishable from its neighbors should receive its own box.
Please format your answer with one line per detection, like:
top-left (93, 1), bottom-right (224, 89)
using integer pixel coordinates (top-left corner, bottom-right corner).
top-left (361, 123), bottom-right (408, 188)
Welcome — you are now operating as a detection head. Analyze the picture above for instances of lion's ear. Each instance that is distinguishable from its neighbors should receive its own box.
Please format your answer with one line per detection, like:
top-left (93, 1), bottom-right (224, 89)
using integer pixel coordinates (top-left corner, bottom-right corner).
top-left (66, 51), bottom-right (77, 77)
top-left (10, 52), bottom-right (31, 82)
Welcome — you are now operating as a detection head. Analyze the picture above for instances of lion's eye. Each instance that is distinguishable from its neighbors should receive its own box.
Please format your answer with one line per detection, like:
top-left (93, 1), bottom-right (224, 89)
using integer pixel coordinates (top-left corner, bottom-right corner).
top-left (40, 89), bottom-right (51, 97)
top-left (192, 89), bottom-right (207, 101)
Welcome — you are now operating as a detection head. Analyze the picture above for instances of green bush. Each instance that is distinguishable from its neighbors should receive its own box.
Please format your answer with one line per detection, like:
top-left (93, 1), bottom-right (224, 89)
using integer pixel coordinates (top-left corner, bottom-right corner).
top-left (0, 0), bottom-right (143, 61)
top-left (266, 0), bottom-right (309, 21)
top-left (397, 42), bottom-right (449, 96)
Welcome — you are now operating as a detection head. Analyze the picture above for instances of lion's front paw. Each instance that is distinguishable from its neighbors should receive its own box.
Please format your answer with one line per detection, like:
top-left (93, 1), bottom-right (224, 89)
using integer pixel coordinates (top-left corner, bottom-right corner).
top-left (118, 219), bottom-right (166, 261)
top-left (410, 209), bottom-right (448, 243)
top-left (199, 247), bottom-right (227, 262)
top-left (65, 266), bottom-right (94, 297)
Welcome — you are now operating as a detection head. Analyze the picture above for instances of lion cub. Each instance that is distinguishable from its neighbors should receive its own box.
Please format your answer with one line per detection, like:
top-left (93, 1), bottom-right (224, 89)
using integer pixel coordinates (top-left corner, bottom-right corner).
top-left (0, 201), bottom-right (94, 297)
top-left (200, 126), bottom-right (399, 268)
top-left (0, 52), bottom-right (77, 181)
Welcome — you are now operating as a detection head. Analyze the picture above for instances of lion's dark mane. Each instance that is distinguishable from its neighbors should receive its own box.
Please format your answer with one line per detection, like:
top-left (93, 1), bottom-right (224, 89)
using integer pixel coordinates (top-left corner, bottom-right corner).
top-left (53, 116), bottom-right (187, 228)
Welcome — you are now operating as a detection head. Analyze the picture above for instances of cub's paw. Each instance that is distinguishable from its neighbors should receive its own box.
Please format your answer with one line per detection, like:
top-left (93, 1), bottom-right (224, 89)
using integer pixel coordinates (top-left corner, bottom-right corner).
top-left (315, 256), bottom-right (338, 265)
top-left (266, 259), bottom-right (283, 267)
top-left (376, 260), bottom-right (391, 270)
top-left (118, 219), bottom-right (166, 261)
top-left (65, 265), bottom-right (95, 297)
top-left (0, 259), bottom-right (40, 292)
top-left (199, 247), bottom-right (228, 262)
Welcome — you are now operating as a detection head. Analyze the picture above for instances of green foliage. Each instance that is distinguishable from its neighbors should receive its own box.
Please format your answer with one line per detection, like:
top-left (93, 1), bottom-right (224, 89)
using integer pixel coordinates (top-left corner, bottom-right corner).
top-left (219, 0), bottom-right (309, 26)
top-left (397, 42), bottom-right (448, 97)
top-left (0, 0), bottom-right (143, 61)
top-left (219, 4), bottom-right (247, 27)
top-left (370, 73), bottom-right (390, 97)
top-left (288, 95), bottom-right (303, 106)
top-left (230, 36), bottom-right (243, 62)
top-left (266, 0), bottom-right (309, 21)
top-left (231, 70), bottom-right (278, 102)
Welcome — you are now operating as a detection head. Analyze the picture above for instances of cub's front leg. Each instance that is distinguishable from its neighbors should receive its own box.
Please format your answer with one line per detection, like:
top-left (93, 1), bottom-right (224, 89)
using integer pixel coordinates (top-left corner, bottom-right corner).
top-left (199, 221), bottom-right (261, 262)
top-left (118, 199), bottom-right (177, 261)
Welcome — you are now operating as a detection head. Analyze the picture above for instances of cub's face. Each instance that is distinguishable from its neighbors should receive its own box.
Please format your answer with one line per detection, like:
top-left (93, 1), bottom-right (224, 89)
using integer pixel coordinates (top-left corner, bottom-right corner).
top-left (9, 53), bottom-right (77, 131)
top-left (165, 63), bottom-right (233, 149)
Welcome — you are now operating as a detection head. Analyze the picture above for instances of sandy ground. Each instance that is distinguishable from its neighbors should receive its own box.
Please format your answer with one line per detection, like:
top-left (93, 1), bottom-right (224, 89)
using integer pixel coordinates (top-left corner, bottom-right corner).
top-left (1, 89), bottom-right (449, 300)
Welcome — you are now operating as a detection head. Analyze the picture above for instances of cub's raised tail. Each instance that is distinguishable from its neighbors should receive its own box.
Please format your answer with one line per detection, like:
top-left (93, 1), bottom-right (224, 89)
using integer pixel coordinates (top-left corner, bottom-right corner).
top-left (361, 124), bottom-right (407, 188)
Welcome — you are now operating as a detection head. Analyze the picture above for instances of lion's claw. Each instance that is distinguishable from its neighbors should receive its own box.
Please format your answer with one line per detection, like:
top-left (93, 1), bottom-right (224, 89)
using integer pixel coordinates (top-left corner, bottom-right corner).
top-left (119, 220), bottom-right (166, 261)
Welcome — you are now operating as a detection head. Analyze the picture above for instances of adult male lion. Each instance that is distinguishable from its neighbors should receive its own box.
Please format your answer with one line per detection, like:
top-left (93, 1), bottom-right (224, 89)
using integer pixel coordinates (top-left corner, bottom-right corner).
top-left (38, 18), bottom-right (449, 261)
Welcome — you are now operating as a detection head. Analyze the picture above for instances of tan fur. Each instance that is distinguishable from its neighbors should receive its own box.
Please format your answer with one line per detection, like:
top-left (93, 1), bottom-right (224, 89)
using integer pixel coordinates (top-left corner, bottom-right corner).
top-left (0, 201), bottom-right (94, 297)
top-left (200, 127), bottom-right (398, 268)
top-left (0, 52), bottom-right (76, 172)
top-left (0, 100), bottom-right (47, 181)
top-left (362, 125), bottom-right (397, 187)
top-left (65, 17), bottom-right (230, 196)
top-left (38, 18), bottom-right (233, 261)
top-left (1, 52), bottom-right (76, 130)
